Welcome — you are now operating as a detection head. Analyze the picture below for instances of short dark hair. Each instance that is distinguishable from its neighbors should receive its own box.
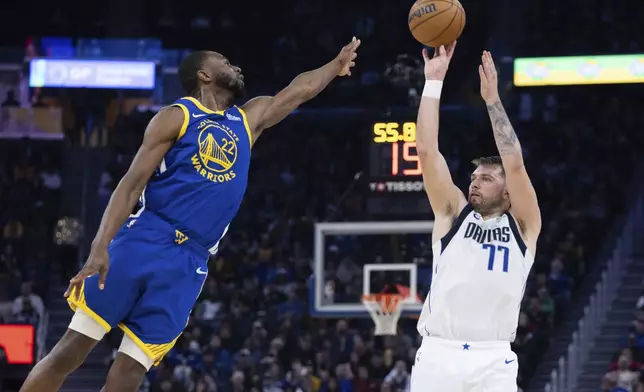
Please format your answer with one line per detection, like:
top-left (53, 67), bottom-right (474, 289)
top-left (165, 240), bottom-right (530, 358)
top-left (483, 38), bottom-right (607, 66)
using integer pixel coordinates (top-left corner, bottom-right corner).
top-left (178, 51), bottom-right (209, 95)
top-left (471, 156), bottom-right (505, 174)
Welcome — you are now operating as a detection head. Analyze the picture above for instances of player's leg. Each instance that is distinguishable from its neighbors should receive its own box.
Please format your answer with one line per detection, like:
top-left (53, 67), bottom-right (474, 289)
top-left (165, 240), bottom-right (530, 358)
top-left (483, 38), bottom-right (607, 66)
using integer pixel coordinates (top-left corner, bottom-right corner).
top-left (19, 327), bottom-right (100, 392)
top-left (21, 233), bottom-right (145, 392)
top-left (100, 339), bottom-right (150, 392)
top-left (103, 246), bottom-right (208, 391)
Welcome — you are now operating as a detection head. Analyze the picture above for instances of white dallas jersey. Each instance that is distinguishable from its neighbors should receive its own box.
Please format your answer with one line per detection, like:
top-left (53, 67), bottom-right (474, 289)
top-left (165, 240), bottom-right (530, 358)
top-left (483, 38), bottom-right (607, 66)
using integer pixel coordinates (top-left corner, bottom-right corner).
top-left (417, 205), bottom-right (534, 342)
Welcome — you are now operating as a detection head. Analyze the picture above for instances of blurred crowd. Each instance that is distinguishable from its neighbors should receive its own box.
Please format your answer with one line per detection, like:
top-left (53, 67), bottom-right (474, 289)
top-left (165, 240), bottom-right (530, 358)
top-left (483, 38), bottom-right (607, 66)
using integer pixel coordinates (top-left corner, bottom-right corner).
top-left (600, 292), bottom-right (644, 392)
top-left (0, 138), bottom-right (63, 333)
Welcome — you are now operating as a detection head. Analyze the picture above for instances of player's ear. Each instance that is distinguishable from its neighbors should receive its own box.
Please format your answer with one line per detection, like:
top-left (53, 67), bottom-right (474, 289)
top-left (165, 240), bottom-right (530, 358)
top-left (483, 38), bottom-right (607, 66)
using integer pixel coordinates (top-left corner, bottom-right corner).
top-left (197, 70), bottom-right (212, 84)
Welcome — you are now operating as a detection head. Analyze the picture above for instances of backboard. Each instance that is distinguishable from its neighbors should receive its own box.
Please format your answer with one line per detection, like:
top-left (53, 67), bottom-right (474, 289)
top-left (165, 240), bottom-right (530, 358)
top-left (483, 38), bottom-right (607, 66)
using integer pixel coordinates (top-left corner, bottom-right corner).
top-left (309, 221), bottom-right (434, 318)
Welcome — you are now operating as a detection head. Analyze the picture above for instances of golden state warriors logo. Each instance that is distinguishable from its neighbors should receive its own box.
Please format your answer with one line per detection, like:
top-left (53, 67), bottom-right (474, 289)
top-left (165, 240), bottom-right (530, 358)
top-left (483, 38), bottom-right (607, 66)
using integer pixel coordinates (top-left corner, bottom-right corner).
top-left (191, 120), bottom-right (239, 183)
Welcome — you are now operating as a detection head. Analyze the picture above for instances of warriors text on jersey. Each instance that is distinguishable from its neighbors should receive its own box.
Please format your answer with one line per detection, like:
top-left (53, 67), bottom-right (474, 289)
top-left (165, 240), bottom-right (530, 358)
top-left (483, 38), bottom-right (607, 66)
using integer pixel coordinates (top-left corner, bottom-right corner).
top-left (417, 205), bottom-right (534, 342)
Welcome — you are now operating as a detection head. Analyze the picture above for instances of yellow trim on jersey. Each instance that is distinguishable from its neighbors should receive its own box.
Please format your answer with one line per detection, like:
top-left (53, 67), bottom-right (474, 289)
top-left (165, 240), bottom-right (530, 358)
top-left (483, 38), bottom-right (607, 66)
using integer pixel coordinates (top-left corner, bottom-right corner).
top-left (236, 106), bottom-right (253, 145)
top-left (66, 282), bottom-right (112, 332)
top-left (183, 96), bottom-right (224, 115)
top-left (118, 324), bottom-right (181, 366)
top-left (173, 103), bottom-right (190, 141)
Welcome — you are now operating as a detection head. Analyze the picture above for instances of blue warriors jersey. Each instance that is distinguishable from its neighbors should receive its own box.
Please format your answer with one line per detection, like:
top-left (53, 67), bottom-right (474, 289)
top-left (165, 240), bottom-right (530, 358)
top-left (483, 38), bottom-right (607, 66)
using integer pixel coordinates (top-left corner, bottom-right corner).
top-left (139, 96), bottom-right (252, 254)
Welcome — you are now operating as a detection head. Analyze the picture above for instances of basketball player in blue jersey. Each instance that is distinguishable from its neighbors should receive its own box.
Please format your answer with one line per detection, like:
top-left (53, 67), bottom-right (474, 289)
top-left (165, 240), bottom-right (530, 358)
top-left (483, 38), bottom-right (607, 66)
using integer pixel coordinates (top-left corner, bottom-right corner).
top-left (20, 37), bottom-right (360, 392)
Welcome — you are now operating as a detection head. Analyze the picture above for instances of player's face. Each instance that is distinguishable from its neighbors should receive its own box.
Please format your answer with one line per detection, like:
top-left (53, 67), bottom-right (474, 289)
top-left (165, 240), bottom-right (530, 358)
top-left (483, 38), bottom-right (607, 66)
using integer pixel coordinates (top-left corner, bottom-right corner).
top-left (204, 52), bottom-right (245, 99)
top-left (468, 165), bottom-right (508, 214)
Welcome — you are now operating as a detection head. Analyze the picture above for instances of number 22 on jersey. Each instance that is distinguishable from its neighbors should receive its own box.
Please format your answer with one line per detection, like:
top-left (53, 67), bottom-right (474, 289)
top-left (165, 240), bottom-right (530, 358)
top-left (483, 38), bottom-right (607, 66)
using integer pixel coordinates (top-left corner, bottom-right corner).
top-left (482, 244), bottom-right (510, 273)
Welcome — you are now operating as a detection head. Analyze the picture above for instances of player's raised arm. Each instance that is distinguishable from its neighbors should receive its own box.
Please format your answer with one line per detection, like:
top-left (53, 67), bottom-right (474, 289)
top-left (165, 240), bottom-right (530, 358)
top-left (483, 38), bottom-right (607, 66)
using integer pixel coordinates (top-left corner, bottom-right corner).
top-left (479, 51), bottom-right (541, 245)
top-left (64, 106), bottom-right (183, 298)
top-left (416, 43), bottom-right (466, 221)
top-left (241, 37), bottom-right (360, 144)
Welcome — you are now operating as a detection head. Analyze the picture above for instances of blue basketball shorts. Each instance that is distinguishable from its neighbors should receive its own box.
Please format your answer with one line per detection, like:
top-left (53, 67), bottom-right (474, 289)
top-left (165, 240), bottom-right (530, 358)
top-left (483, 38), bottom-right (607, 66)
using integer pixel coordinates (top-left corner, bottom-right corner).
top-left (67, 212), bottom-right (209, 365)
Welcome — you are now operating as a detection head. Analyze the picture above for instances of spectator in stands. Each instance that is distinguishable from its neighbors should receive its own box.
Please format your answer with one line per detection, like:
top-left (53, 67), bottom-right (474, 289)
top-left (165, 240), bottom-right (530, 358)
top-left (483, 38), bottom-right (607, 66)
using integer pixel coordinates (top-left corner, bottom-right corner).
top-left (1, 90), bottom-right (19, 108)
top-left (605, 355), bottom-right (641, 392)
top-left (12, 281), bottom-right (44, 322)
top-left (601, 372), bottom-right (629, 392)
top-left (637, 290), bottom-right (644, 311)
top-left (609, 349), bottom-right (642, 372)
top-left (629, 320), bottom-right (644, 354)
top-left (383, 360), bottom-right (410, 391)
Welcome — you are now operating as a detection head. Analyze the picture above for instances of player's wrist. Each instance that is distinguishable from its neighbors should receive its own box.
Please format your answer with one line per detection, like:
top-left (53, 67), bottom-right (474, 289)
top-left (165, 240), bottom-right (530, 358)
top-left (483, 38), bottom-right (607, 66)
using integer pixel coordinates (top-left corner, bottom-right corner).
top-left (422, 80), bottom-right (443, 99)
top-left (91, 238), bottom-right (110, 250)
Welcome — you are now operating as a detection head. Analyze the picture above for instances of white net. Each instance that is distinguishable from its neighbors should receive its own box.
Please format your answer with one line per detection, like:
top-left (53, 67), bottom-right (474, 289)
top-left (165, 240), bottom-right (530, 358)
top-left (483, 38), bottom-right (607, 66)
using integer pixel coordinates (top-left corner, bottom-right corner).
top-left (361, 294), bottom-right (405, 335)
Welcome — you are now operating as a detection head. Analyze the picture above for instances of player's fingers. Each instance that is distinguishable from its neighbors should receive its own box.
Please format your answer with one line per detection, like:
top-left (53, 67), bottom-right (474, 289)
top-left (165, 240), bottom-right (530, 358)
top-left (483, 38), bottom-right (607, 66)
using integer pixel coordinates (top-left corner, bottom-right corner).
top-left (482, 53), bottom-right (491, 75)
top-left (349, 61), bottom-right (356, 67)
top-left (72, 282), bottom-right (83, 301)
top-left (438, 45), bottom-right (446, 57)
top-left (422, 48), bottom-right (430, 62)
top-left (352, 38), bottom-right (361, 51)
top-left (485, 52), bottom-right (495, 69)
top-left (447, 41), bottom-right (457, 59)
top-left (76, 266), bottom-right (96, 280)
top-left (98, 266), bottom-right (109, 291)
top-left (478, 65), bottom-right (487, 83)
top-left (488, 54), bottom-right (498, 78)
top-left (351, 52), bottom-right (357, 60)
top-left (485, 54), bottom-right (497, 79)
top-left (63, 282), bottom-right (74, 298)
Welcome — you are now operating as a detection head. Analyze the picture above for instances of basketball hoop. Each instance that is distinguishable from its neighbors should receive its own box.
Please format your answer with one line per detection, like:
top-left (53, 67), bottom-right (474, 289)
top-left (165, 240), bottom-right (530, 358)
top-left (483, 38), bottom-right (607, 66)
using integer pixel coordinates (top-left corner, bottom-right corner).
top-left (361, 294), bottom-right (405, 335)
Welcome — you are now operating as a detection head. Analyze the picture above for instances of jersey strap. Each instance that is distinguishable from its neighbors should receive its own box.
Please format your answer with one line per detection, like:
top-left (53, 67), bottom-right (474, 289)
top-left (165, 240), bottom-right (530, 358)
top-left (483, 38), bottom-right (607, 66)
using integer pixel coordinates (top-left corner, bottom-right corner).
top-left (504, 213), bottom-right (527, 256)
top-left (440, 204), bottom-right (473, 254)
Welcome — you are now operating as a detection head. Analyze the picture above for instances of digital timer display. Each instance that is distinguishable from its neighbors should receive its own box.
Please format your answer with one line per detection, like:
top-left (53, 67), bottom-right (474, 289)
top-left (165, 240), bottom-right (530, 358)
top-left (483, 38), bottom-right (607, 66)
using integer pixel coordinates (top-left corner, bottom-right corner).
top-left (373, 122), bottom-right (417, 143)
top-left (369, 122), bottom-right (421, 177)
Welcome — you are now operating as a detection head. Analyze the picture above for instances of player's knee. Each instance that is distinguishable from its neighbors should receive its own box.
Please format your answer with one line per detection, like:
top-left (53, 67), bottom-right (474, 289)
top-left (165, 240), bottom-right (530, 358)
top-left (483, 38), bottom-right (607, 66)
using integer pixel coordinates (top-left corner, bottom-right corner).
top-left (118, 334), bottom-right (155, 371)
top-left (105, 348), bottom-right (149, 392)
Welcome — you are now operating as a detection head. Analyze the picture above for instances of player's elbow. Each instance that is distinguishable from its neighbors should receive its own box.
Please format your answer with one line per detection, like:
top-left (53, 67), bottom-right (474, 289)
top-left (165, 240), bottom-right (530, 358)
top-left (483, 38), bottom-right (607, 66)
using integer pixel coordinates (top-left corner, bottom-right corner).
top-left (117, 172), bottom-right (147, 203)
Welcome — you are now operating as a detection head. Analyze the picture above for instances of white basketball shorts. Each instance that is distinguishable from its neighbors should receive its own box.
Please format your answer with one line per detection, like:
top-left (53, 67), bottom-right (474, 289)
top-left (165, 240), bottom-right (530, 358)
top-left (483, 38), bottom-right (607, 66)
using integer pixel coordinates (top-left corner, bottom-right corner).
top-left (410, 336), bottom-right (518, 392)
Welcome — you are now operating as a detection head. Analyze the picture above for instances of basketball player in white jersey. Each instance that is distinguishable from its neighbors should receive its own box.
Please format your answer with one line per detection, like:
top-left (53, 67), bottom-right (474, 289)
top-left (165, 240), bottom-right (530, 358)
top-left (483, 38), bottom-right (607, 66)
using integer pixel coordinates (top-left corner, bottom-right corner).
top-left (410, 43), bottom-right (541, 392)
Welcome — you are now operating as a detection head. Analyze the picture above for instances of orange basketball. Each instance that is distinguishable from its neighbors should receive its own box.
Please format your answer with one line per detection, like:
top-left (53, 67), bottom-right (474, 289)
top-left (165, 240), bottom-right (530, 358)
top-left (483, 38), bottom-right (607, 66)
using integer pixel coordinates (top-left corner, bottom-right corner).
top-left (408, 0), bottom-right (466, 48)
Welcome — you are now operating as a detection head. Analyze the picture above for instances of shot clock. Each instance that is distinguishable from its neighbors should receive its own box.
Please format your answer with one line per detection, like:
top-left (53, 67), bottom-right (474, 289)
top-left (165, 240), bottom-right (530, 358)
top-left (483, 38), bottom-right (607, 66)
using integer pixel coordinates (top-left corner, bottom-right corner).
top-left (368, 121), bottom-right (424, 181)
top-left (371, 122), bottom-right (421, 176)
top-left (366, 120), bottom-right (429, 215)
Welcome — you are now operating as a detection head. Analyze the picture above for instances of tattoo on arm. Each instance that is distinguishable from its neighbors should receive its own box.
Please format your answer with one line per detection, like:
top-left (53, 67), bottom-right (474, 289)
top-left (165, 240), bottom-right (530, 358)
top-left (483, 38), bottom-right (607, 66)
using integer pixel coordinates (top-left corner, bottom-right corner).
top-left (486, 101), bottom-right (520, 157)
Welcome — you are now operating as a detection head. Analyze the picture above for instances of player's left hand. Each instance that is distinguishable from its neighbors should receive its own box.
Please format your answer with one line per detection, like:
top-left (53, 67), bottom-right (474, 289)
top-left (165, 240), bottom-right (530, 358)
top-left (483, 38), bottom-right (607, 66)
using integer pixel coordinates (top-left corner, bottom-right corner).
top-left (336, 37), bottom-right (361, 76)
top-left (64, 245), bottom-right (110, 300)
top-left (479, 50), bottom-right (500, 104)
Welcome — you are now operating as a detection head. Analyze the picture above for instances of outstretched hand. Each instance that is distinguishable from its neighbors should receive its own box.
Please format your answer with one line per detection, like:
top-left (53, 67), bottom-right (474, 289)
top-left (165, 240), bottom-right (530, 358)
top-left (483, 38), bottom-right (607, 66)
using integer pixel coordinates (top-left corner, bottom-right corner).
top-left (479, 50), bottom-right (500, 104)
top-left (336, 37), bottom-right (361, 76)
top-left (422, 41), bottom-right (457, 81)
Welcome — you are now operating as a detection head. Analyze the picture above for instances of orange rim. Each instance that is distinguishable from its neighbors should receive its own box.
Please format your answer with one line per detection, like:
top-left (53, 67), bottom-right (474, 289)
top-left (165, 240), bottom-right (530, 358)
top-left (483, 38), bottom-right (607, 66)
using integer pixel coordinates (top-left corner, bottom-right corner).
top-left (361, 294), bottom-right (405, 313)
